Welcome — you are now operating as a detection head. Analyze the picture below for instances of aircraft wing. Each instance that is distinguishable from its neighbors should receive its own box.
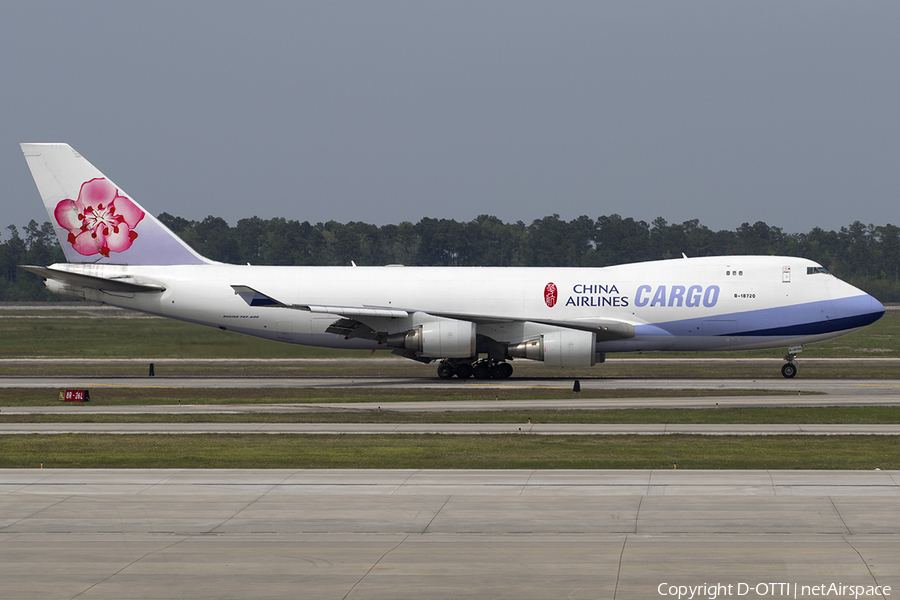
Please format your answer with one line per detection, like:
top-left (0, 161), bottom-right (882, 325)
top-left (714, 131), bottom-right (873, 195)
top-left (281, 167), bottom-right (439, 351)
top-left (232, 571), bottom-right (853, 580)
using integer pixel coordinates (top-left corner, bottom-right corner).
top-left (21, 266), bottom-right (166, 294)
top-left (232, 285), bottom-right (634, 341)
top-left (231, 285), bottom-right (409, 318)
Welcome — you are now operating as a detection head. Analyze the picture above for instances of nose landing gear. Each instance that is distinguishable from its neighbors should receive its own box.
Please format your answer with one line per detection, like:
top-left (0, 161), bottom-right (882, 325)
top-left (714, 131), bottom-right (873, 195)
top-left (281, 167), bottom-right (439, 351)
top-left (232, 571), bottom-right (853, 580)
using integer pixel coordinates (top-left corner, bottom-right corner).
top-left (781, 346), bottom-right (801, 378)
top-left (781, 361), bottom-right (797, 378)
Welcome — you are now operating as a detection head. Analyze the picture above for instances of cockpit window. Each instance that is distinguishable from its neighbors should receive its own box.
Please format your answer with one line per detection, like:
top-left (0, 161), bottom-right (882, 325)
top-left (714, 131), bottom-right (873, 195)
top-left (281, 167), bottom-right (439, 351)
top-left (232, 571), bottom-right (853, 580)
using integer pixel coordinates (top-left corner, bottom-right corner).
top-left (807, 266), bottom-right (830, 275)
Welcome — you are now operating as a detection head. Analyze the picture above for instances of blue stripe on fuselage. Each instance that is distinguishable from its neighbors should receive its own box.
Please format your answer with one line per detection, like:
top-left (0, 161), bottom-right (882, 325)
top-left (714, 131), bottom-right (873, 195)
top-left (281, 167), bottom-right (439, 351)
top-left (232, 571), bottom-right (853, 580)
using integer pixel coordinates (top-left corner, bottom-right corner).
top-left (643, 295), bottom-right (884, 338)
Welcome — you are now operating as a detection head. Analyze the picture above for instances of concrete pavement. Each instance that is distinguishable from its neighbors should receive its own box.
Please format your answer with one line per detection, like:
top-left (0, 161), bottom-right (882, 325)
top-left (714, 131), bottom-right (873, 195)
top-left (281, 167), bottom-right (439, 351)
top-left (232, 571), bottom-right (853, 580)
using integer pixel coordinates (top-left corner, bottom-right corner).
top-left (1, 469), bottom-right (898, 600)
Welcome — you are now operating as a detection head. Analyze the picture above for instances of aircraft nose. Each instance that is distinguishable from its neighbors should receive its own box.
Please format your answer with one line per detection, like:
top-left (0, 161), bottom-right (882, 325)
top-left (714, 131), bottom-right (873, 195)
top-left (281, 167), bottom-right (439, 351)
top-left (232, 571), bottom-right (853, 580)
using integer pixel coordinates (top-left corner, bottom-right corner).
top-left (828, 278), bottom-right (885, 328)
top-left (846, 291), bottom-right (885, 328)
top-left (866, 293), bottom-right (886, 320)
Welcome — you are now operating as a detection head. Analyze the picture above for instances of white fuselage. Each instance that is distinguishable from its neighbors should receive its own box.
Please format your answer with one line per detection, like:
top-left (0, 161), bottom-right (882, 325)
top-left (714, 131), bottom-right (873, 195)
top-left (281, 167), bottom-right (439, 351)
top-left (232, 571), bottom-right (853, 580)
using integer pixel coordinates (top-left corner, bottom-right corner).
top-left (47, 255), bottom-right (884, 356)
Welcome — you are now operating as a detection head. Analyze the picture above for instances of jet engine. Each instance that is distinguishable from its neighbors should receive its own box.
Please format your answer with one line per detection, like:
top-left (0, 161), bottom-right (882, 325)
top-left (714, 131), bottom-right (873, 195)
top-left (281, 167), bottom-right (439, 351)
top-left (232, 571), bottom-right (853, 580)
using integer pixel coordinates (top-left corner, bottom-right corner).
top-left (385, 319), bottom-right (477, 358)
top-left (507, 329), bottom-right (597, 367)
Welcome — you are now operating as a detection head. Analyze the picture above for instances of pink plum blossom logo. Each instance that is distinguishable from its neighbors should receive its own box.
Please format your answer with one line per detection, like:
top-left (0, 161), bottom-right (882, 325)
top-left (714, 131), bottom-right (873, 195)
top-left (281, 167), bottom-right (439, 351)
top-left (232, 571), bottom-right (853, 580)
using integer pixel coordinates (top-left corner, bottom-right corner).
top-left (54, 178), bottom-right (145, 258)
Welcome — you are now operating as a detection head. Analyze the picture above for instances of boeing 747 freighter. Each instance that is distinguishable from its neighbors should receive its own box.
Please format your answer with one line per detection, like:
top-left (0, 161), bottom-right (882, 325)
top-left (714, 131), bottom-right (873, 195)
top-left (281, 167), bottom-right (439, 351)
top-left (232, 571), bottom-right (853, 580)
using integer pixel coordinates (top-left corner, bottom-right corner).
top-left (20, 143), bottom-right (885, 378)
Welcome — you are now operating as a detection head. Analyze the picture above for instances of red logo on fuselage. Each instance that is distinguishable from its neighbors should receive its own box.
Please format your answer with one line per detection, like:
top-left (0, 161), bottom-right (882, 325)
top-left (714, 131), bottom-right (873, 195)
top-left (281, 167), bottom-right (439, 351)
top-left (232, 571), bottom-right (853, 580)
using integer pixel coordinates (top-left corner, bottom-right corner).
top-left (544, 282), bottom-right (558, 308)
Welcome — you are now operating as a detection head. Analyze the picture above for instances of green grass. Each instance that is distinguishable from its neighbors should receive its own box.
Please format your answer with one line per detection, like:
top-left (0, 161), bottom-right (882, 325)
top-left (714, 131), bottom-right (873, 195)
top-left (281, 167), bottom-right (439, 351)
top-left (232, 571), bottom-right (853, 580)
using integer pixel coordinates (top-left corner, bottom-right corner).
top-left (0, 313), bottom-right (362, 359)
top-left (4, 434), bottom-right (898, 469)
top-left (0, 386), bottom-right (811, 407)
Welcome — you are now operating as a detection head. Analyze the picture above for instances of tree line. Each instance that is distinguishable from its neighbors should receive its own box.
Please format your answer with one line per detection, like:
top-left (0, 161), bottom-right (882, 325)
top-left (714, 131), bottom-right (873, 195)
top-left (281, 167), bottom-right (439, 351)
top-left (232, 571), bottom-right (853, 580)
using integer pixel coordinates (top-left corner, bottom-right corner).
top-left (2, 214), bottom-right (899, 302)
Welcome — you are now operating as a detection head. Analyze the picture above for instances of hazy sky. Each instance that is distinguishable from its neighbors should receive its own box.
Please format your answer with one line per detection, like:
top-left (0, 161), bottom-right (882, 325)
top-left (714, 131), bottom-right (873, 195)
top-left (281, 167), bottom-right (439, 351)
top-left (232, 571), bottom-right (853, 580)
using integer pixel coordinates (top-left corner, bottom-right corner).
top-left (2, 2), bottom-right (898, 236)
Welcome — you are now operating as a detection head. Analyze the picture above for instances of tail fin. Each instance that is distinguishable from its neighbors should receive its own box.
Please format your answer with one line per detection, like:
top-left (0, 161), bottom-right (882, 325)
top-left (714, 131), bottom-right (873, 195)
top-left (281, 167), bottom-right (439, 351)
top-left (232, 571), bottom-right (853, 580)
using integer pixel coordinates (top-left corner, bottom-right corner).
top-left (21, 143), bottom-right (210, 265)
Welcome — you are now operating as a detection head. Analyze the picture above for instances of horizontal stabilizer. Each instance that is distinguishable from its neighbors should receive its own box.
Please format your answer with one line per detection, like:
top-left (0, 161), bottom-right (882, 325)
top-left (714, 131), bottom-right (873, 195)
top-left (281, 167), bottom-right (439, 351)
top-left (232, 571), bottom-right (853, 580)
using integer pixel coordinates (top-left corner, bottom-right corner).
top-left (21, 265), bottom-right (166, 294)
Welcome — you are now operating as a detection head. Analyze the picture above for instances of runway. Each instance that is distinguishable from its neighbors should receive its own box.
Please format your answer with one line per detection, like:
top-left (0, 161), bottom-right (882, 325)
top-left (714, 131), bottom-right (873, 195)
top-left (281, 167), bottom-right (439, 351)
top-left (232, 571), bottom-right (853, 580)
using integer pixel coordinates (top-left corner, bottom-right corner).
top-left (2, 469), bottom-right (898, 600)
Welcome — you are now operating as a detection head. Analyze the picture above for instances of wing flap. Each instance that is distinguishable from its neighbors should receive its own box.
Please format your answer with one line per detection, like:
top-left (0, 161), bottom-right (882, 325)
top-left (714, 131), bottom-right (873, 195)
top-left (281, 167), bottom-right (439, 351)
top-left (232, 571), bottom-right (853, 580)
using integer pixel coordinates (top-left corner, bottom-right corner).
top-left (305, 304), bottom-right (409, 318)
top-left (325, 318), bottom-right (379, 340)
top-left (539, 318), bottom-right (635, 341)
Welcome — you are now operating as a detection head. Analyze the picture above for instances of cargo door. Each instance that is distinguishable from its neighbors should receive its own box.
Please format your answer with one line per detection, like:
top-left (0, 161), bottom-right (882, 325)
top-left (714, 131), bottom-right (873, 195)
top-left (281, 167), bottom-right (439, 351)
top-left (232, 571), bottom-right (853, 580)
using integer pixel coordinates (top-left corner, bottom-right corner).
top-left (277, 320), bottom-right (294, 341)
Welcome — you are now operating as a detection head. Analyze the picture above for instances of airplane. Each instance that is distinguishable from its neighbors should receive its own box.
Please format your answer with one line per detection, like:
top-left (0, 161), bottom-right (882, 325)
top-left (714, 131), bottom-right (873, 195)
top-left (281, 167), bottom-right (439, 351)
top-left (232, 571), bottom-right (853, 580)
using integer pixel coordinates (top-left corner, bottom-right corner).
top-left (20, 143), bottom-right (885, 379)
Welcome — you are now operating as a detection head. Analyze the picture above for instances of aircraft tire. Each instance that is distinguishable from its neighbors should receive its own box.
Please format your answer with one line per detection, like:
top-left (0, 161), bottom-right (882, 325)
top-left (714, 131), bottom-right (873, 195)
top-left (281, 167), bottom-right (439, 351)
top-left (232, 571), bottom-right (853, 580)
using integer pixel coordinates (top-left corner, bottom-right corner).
top-left (781, 363), bottom-right (797, 378)
top-left (491, 362), bottom-right (513, 379)
top-left (455, 363), bottom-right (474, 379)
top-left (472, 362), bottom-right (492, 379)
top-left (437, 363), bottom-right (455, 379)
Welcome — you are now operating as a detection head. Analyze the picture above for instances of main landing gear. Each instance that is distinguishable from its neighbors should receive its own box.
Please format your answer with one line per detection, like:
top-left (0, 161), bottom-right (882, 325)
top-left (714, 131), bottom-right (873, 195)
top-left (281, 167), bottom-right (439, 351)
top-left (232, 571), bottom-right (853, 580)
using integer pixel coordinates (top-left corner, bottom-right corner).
top-left (437, 359), bottom-right (513, 380)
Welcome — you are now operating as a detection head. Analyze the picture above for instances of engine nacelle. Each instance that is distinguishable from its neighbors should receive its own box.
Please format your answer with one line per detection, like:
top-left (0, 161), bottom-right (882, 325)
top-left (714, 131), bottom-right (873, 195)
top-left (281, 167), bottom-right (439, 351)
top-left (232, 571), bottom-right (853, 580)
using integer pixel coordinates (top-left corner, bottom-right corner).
top-left (385, 319), bottom-right (476, 358)
top-left (507, 329), bottom-right (597, 367)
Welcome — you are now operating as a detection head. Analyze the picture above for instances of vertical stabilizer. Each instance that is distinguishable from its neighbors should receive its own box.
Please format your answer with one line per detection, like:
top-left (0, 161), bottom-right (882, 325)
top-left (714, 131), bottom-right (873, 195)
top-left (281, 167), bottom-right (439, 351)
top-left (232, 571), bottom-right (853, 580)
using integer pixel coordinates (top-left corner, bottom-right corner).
top-left (21, 143), bottom-right (209, 265)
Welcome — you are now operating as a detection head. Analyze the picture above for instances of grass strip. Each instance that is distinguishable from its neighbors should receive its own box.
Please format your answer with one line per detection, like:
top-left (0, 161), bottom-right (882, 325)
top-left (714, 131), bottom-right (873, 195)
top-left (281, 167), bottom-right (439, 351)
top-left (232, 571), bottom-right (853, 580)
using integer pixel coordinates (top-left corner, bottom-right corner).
top-left (0, 387), bottom-right (810, 406)
top-left (4, 406), bottom-right (900, 425)
top-left (3, 434), bottom-right (898, 470)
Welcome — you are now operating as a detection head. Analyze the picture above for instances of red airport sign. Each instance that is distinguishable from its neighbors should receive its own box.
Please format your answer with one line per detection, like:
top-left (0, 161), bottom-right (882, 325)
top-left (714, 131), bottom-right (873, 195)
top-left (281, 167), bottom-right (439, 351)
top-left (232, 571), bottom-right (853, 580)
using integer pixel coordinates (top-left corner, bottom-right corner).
top-left (59, 389), bottom-right (90, 402)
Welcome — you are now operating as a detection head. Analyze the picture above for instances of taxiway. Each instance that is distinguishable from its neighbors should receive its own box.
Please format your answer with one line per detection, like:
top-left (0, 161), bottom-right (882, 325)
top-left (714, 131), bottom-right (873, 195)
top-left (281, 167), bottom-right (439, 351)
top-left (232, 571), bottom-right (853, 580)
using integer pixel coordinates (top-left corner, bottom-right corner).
top-left (1, 469), bottom-right (898, 600)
